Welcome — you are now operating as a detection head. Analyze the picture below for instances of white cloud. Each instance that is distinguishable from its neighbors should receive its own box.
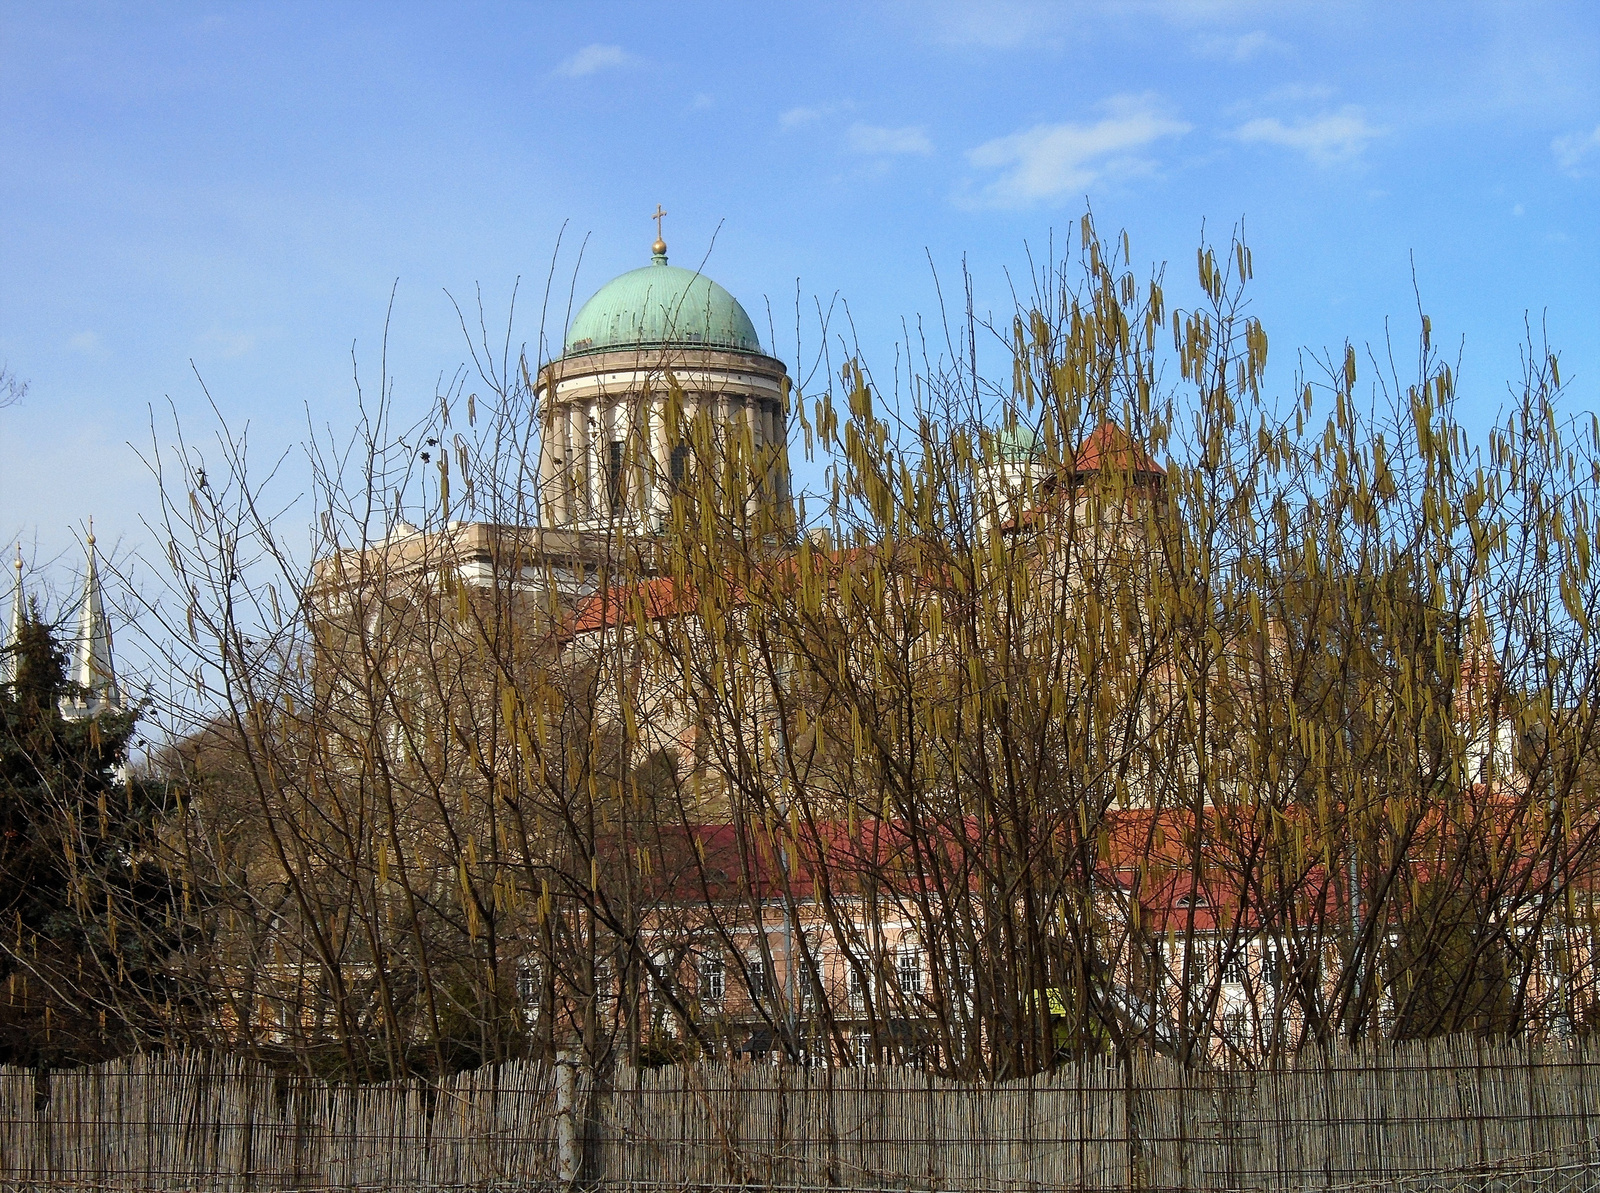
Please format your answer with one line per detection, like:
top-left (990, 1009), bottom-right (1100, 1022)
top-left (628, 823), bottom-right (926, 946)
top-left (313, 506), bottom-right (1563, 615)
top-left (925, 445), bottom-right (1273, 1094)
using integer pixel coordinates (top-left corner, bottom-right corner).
top-left (1256, 82), bottom-right (1335, 105)
top-left (929, 0), bottom-right (1059, 49)
top-left (964, 95), bottom-right (1189, 207)
top-left (780, 106), bottom-right (826, 129)
top-left (1222, 83), bottom-right (1332, 119)
top-left (68, 331), bottom-right (101, 356)
top-left (846, 123), bottom-right (933, 156)
top-left (1553, 125), bottom-right (1600, 175)
top-left (1144, 0), bottom-right (1285, 22)
top-left (555, 44), bottom-right (629, 78)
top-left (1233, 107), bottom-right (1381, 166)
top-left (925, 0), bottom-right (1285, 50)
top-left (780, 103), bottom-right (856, 130)
top-left (1194, 29), bottom-right (1286, 62)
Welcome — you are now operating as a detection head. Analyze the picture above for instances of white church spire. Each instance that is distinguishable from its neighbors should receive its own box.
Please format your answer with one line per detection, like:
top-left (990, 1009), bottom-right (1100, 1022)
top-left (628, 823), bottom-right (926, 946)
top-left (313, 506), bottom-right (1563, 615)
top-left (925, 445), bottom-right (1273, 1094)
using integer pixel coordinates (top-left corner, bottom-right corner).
top-left (1, 545), bottom-right (22, 689)
top-left (61, 521), bottom-right (121, 719)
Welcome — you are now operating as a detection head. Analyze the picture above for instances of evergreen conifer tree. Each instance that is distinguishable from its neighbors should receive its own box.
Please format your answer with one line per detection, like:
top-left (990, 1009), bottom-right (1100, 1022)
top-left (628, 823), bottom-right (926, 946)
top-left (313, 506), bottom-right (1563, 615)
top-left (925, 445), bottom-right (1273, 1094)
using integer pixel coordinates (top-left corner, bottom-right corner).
top-left (0, 608), bottom-right (173, 1064)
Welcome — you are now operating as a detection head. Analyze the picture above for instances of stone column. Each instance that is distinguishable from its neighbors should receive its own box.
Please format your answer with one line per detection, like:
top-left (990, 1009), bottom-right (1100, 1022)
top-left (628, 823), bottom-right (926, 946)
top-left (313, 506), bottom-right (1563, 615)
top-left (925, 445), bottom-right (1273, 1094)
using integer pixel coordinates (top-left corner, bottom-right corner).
top-left (652, 392), bottom-right (670, 523)
top-left (565, 401), bottom-right (584, 526)
top-left (743, 392), bottom-right (759, 519)
top-left (537, 401), bottom-right (555, 525)
top-left (585, 400), bottom-right (600, 521)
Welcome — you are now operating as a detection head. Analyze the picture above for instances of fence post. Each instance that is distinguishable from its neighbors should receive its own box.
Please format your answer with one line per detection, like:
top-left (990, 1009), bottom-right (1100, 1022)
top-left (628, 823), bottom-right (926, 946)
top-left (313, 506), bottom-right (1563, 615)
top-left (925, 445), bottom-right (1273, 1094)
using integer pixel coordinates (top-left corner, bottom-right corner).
top-left (556, 1050), bottom-right (581, 1186)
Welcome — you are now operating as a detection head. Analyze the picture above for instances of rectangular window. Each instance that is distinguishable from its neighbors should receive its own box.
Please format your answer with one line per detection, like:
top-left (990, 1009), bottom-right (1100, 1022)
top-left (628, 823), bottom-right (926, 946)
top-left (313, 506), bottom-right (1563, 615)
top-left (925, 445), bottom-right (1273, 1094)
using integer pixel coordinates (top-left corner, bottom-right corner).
top-left (897, 946), bottom-right (923, 997)
top-left (593, 957), bottom-right (616, 1017)
top-left (790, 936), bottom-right (822, 1012)
top-left (670, 443), bottom-right (691, 489)
top-left (646, 951), bottom-right (669, 997)
top-left (1263, 939), bottom-right (1285, 990)
top-left (948, 952), bottom-right (974, 1013)
top-left (1222, 949), bottom-right (1250, 986)
top-left (516, 957), bottom-right (542, 1023)
top-left (606, 439), bottom-right (626, 514)
top-left (800, 964), bottom-right (824, 1013)
top-left (699, 954), bottom-right (724, 1006)
top-left (847, 964), bottom-right (866, 1013)
top-left (1545, 937), bottom-right (1565, 979)
top-left (746, 951), bottom-right (772, 1003)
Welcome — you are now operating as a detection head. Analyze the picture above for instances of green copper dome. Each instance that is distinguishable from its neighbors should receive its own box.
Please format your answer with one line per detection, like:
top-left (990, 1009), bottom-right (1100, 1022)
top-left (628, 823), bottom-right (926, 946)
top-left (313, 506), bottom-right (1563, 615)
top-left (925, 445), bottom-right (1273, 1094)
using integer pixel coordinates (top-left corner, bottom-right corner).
top-left (995, 424), bottom-right (1041, 460)
top-left (564, 250), bottom-right (762, 358)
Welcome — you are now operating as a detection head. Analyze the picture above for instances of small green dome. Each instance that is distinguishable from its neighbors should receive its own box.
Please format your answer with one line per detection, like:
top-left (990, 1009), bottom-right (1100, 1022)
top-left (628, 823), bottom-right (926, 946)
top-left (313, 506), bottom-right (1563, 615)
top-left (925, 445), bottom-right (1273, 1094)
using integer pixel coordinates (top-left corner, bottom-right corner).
top-left (564, 251), bottom-right (762, 358)
top-left (995, 424), bottom-right (1041, 460)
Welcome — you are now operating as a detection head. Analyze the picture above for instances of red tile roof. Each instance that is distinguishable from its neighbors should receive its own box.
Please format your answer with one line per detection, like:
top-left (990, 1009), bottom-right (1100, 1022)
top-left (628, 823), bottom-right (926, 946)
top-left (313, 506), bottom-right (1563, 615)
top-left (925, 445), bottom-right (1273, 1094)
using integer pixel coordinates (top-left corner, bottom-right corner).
top-left (1068, 422), bottom-right (1165, 480)
top-left (1001, 421), bottom-right (1165, 533)
top-left (565, 544), bottom-right (897, 638)
top-left (567, 576), bottom-right (700, 636)
top-left (593, 786), bottom-right (1578, 936)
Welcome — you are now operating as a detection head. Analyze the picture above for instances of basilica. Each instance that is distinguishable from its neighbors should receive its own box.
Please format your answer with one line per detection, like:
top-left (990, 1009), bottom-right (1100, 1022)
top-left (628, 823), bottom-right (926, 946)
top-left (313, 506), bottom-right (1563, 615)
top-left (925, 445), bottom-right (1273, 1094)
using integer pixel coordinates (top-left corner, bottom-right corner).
top-left (278, 219), bottom-right (1569, 1070)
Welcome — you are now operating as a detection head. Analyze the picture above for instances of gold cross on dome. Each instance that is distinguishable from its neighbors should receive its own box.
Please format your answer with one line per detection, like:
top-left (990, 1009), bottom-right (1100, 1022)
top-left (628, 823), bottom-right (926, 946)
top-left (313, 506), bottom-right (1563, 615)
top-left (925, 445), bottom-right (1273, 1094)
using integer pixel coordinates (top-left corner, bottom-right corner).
top-left (651, 204), bottom-right (667, 240)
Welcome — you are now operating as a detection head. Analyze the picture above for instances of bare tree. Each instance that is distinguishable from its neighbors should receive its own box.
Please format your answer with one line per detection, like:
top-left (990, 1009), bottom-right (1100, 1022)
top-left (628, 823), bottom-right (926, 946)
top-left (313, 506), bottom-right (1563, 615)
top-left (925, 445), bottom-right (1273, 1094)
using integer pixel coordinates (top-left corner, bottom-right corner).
top-left (0, 363), bottom-right (28, 409)
top-left (65, 218), bottom-right (1600, 1082)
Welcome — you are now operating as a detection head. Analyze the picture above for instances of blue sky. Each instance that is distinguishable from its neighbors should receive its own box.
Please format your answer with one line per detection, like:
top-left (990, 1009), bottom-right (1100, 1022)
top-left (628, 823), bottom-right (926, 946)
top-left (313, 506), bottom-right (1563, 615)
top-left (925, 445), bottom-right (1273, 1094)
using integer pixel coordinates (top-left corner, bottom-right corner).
top-left (2, 1), bottom-right (1598, 616)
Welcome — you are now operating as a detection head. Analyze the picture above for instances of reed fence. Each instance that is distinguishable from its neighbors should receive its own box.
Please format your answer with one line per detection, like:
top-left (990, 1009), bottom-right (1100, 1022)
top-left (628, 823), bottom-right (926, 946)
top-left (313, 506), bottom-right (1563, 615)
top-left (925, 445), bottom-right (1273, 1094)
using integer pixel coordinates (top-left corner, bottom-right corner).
top-left (2, 1037), bottom-right (1598, 1192)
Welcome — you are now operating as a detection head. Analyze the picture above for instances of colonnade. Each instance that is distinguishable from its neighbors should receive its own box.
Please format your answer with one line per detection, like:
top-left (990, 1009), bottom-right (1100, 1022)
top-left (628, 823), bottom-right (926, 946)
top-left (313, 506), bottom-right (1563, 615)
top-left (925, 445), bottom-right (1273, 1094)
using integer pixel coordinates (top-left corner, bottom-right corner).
top-left (535, 349), bottom-right (791, 534)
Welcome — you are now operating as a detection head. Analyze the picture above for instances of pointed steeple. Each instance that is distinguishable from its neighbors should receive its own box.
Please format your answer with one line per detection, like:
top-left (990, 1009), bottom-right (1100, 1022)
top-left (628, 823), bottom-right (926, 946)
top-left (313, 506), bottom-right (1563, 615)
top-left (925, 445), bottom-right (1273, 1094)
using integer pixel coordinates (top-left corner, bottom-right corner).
top-left (0, 545), bottom-right (22, 689)
top-left (1457, 578), bottom-right (1499, 720)
top-left (61, 521), bottom-right (121, 720)
top-left (1456, 578), bottom-right (1518, 786)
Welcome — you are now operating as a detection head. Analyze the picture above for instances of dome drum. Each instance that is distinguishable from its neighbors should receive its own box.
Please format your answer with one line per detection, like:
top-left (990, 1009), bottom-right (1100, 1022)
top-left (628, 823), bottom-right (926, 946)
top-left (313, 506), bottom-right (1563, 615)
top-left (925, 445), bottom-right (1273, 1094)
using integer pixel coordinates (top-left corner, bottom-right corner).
top-left (537, 242), bottom-right (792, 538)
top-left (537, 349), bottom-right (789, 535)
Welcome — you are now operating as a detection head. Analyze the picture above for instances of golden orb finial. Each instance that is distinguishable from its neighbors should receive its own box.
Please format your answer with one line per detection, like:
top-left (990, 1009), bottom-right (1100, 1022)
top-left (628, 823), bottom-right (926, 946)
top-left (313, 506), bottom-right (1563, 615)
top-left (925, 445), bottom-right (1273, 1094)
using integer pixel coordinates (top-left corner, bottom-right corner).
top-left (650, 203), bottom-right (667, 260)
